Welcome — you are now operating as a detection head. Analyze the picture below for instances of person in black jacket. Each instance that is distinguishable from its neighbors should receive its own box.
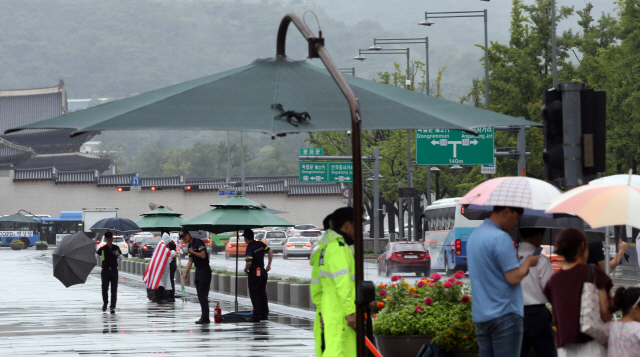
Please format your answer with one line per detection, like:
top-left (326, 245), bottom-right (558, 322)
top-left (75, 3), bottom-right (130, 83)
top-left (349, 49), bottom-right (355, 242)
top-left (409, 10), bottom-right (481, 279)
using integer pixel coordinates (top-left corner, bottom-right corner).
top-left (181, 230), bottom-right (211, 324)
top-left (96, 232), bottom-right (123, 313)
top-left (165, 232), bottom-right (177, 303)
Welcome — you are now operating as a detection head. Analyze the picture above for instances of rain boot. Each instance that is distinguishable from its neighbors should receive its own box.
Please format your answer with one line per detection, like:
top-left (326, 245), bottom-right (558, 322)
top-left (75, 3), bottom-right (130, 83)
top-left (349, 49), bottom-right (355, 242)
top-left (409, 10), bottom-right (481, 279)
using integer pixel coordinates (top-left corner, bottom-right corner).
top-left (167, 290), bottom-right (175, 302)
top-left (157, 287), bottom-right (167, 304)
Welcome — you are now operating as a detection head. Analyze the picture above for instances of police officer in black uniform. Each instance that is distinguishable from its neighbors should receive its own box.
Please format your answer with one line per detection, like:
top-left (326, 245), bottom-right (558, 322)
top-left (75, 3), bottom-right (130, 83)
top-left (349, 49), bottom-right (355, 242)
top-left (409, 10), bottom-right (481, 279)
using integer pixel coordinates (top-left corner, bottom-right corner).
top-left (95, 232), bottom-right (122, 313)
top-left (243, 229), bottom-right (273, 322)
top-left (180, 230), bottom-right (211, 324)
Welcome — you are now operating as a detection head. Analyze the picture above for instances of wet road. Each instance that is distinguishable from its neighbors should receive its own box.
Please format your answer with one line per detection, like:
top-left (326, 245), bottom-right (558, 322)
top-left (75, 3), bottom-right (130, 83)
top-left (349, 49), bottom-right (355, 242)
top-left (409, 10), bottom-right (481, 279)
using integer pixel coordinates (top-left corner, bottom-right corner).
top-left (0, 248), bottom-right (314, 356)
top-left (207, 252), bottom-right (439, 286)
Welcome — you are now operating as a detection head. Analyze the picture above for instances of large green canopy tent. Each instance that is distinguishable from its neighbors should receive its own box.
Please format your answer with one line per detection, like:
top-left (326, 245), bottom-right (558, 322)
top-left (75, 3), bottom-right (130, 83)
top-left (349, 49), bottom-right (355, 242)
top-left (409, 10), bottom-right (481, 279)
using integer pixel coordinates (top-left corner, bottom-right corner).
top-left (134, 206), bottom-right (187, 232)
top-left (6, 14), bottom-right (541, 355)
top-left (182, 195), bottom-right (293, 314)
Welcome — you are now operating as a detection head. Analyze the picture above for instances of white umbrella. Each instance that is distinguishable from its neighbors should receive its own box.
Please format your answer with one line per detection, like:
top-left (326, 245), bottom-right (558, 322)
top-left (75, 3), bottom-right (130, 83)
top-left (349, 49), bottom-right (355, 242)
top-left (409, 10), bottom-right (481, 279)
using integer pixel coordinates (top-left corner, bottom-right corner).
top-left (589, 174), bottom-right (640, 187)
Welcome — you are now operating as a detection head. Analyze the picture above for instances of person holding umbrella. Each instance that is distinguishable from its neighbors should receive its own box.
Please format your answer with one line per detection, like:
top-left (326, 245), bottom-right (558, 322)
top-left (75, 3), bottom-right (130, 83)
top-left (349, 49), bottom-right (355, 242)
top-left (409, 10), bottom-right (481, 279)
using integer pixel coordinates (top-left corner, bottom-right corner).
top-left (95, 232), bottom-right (123, 313)
top-left (180, 230), bottom-right (211, 324)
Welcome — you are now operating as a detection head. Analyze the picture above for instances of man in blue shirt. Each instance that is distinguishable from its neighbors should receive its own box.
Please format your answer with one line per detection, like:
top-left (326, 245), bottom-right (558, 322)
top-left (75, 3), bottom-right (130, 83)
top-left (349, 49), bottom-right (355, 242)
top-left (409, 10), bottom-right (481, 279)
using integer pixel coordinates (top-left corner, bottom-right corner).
top-left (467, 206), bottom-right (540, 357)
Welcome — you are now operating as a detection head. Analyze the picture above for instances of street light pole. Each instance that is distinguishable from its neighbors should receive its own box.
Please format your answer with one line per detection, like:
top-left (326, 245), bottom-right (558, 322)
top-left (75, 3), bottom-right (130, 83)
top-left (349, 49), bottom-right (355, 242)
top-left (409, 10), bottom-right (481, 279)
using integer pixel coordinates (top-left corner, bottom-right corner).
top-left (369, 37), bottom-right (430, 95)
top-left (420, 10), bottom-right (490, 110)
top-left (552, 0), bottom-right (558, 86)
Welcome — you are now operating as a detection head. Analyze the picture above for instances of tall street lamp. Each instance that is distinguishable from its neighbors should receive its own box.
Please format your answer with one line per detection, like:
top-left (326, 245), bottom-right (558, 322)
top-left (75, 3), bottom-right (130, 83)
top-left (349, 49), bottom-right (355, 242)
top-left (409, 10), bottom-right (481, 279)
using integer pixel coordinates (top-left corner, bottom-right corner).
top-left (354, 47), bottom-right (417, 240)
top-left (368, 38), bottom-right (430, 96)
top-left (419, 9), bottom-right (490, 110)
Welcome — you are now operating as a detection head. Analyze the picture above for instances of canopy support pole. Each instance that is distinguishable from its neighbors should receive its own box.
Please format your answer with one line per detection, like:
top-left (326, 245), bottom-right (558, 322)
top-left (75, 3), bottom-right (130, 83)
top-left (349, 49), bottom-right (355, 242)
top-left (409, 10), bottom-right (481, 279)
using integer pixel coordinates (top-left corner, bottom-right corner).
top-left (235, 229), bottom-right (239, 312)
top-left (277, 14), bottom-right (365, 357)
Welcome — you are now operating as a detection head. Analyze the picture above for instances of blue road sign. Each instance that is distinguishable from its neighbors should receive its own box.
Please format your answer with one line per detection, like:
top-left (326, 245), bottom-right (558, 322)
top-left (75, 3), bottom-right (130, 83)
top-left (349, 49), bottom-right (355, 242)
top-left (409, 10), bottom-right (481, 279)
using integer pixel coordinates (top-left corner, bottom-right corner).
top-left (131, 176), bottom-right (141, 186)
top-left (218, 190), bottom-right (236, 196)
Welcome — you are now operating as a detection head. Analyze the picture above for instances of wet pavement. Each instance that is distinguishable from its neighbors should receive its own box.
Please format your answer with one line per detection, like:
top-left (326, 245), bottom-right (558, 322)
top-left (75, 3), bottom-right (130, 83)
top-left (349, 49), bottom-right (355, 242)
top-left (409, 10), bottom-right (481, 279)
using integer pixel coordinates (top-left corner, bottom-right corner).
top-left (0, 248), bottom-right (314, 356)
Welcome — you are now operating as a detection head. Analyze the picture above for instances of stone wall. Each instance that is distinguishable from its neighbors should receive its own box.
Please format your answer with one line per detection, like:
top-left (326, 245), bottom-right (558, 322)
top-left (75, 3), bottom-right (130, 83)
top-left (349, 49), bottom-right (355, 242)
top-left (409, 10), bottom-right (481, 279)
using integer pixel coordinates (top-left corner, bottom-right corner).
top-left (0, 173), bottom-right (344, 227)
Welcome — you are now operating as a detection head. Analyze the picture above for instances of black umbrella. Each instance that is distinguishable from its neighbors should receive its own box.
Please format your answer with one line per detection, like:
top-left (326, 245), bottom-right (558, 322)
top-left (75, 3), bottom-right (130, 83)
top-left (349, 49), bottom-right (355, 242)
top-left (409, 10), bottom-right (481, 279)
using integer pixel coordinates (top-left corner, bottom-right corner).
top-left (52, 232), bottom-right (97, 287)
top-left (90, 217), bottom-right (141, 233)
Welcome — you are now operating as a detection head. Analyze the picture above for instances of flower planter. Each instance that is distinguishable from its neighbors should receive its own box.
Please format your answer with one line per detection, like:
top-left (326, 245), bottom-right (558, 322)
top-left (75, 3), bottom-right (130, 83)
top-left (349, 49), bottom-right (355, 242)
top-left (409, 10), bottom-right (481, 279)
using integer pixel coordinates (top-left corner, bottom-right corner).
top-left (374, 334), bottom-right (432, 357)
top-left (10, 243), bottom-right (24, 250)
top-left (36, 244), bottom-right (48, 250)
top-left (446, 349), bottom-right (478, 357)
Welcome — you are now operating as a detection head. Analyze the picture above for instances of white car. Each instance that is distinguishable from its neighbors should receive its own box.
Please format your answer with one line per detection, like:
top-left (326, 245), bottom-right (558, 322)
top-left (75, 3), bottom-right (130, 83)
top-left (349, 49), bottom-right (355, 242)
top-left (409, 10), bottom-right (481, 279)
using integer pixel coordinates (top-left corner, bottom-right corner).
top-left (98, 235), bottom-right (129, 257)
top-left (282, 237), bottom-right (313, 259)
top-left (286, 224), bottom-right (318, 237)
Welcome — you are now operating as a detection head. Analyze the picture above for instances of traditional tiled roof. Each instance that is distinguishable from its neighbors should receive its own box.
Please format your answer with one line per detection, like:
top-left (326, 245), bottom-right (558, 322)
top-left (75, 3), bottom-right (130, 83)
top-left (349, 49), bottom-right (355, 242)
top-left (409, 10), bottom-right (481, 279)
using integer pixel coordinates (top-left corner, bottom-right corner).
top-left (55, 170), bottom-right (98, 184)
top-left (14, 153), bottom-right (112, 172)
top-left (0, 81), bottom-right (66, 136)
top-left (288, 183), bottom-right (342, 196)
top-left (0, 137), bottom-right (34, 165)
top-left (14, 167), bottom-right (56, 181)
top-left (98, 172), bottom-right (138, 186)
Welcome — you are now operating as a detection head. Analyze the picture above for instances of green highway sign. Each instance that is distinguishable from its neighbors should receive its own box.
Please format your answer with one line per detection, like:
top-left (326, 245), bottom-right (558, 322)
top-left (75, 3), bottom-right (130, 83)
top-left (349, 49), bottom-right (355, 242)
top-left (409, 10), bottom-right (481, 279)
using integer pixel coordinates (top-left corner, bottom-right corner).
top-left (299, 161), bottom-right (353, 182)
top-left (328, 162), bottom-right (353, 182)
top-left (415, 127), bottom-right (494, 165)
top-left (299, 161), bottom-right (328, 182)
top-left (300, 148), bottom-right (324, 156)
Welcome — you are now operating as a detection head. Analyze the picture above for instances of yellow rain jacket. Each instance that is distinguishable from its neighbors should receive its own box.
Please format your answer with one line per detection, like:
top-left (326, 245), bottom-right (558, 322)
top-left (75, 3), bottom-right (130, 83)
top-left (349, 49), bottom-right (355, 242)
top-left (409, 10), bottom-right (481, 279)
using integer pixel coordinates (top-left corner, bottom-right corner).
top-left (317, 229), bottom-right (356, 357)
top-left (310, 244), bottom-right (325, 357)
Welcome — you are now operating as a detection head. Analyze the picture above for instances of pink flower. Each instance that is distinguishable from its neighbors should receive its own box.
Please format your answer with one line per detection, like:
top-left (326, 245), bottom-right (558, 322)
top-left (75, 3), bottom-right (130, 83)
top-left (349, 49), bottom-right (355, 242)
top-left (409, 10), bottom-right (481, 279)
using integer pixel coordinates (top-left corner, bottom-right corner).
top-left (456, 270), bottom-right (465, 275)
top-left (454, 281), bottom-right (463, 285)
top-left (448, 277), bottom-right (456, 282)
top-left (461, 295), bottom-right (471, 304)
top-left (417, 281), bottom-right (425, 288)
top-left (413, 293), bottom-right (420, 298)
top-left (454, 272), bottom-right (465, 280)
top-left (444, 281), bottom-right (453, 289)
top-left (391, 275), bottom-right (402, 282)
top-left (430, 273), bottom-right (442, 282)
top-left (415, 306), bottom-right (424, 312)
top-left (424, 297), bottom-right (433, 306)
top-left (408, 291), bottom-right (413, 296)
top-left (379, 289), bottom-right (387, 296)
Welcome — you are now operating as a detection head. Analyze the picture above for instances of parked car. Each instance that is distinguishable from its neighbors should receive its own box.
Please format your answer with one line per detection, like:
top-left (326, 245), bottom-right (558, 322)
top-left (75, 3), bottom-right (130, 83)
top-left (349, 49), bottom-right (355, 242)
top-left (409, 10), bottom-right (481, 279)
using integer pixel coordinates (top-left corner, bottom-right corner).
top-left (138, 236), bottom-right (161, 258)
top-left (98, 235), bottom-right (130, 257)
top-left (264, 230), bottom-right (288, 253)
top-left (377, 242), bottom-right (430, 277)
top-left (292, 229), bottom-right (323, 244)
top-left (282, 237), bottom-right (313, 259)
top-left (542, 244), bottom-right (565, 271)
top-left (130, 235), bottom-right (147, 256)
top-left (225, 237), bottom-right (247, 260)
top-left (286, 224), bottom-right (318, 237)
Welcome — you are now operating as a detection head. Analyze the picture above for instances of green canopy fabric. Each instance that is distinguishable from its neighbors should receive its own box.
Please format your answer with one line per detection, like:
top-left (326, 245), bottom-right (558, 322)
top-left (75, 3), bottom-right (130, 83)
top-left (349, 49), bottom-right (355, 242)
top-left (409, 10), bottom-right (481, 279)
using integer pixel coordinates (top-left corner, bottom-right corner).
top-left (210, 195), bottom-right (266, 208)
top-left (6, 58), bottom-right (538, 136)
top-left (0, 213), bottom-right (40, 224)
top-left (182, 207), bottom-right (293, 234)
top-left (135, 215), bottom-right (187, 231)
top-left (135, 206), bottom-right (187, 230)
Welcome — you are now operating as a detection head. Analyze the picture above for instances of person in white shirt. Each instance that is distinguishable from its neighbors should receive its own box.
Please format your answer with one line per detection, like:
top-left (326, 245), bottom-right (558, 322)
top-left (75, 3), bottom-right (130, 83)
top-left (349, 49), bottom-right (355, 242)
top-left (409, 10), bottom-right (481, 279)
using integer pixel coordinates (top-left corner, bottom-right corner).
top-left (518, 228), bottom-right (556, 357)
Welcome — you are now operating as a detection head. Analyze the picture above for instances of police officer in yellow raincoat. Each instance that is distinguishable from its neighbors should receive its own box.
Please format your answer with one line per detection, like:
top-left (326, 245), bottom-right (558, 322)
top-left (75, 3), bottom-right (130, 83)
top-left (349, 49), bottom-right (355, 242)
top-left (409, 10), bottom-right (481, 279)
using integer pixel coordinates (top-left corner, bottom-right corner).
top-left (314, 207), bottom-right (356, 357)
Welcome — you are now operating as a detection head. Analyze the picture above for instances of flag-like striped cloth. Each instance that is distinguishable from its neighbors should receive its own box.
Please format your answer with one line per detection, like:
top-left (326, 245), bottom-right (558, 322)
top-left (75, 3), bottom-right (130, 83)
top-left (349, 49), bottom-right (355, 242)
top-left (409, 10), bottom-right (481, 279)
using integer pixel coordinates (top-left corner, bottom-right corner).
top-left (143, 243), bottom-right (171, 290)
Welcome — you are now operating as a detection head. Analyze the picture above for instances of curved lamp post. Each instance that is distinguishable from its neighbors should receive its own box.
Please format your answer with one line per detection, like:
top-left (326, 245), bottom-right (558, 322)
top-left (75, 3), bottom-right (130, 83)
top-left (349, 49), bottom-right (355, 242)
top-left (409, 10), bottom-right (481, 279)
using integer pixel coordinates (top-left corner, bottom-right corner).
top-left (419, 10), bottom-right (490, 110)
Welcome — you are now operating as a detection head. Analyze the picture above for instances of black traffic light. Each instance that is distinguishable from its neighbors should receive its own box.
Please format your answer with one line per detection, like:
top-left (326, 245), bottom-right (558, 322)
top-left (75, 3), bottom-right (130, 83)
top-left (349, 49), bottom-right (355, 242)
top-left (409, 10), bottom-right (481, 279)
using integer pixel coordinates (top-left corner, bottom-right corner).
top-left (117, 186), bottom-right (130, 192)
top-left (149, 186), bottom-right (164, 191)
top-left (184, 184), bottom-right (200, 192)
top-left (542, 88), bottom-right (565, 180)
top-left (580, 90), bottom-right (606, 176)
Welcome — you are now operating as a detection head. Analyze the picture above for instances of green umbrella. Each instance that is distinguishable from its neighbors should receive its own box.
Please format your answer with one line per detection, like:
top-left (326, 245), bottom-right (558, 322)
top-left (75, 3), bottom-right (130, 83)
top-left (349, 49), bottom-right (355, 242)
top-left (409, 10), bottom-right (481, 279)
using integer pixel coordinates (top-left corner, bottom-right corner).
top-left (0, 213), bottom-right (40, 224)
top-left (5, 59), bottom-right (537, 137)
top-left (135, 206), bottom-right (187, 231)
top-left (181, 196), bottom-right (293, 312)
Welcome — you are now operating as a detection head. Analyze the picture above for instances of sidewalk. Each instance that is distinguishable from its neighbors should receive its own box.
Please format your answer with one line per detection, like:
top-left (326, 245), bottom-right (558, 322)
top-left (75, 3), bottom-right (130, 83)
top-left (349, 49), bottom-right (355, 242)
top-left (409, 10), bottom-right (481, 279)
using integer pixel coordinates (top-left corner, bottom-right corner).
top-left (0, 248), bottom-right (314, 356)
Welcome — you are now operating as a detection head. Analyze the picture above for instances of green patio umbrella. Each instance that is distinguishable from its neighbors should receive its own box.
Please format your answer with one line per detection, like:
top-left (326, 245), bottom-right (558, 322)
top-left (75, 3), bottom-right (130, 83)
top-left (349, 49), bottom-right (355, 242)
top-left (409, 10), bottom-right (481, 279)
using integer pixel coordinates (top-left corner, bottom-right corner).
top-left (0, 213), bottom-right (40, 224)
top-left (182, 195), bottom-right (293, 313)
top-left (5, 59), bottom-right (537, 137)
top-left (135, 206), bottom-right (187, 231)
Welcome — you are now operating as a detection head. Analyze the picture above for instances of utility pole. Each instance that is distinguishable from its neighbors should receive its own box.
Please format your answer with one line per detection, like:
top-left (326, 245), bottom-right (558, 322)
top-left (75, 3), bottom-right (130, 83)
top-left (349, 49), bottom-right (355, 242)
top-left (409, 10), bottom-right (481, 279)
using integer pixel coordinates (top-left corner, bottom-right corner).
top-left (398, 181), bottom-right (403, 240)
top-left (373, 148), bottom-right (380, 254)
top-left (240, 132), bottom-right (246, 196)
top-left (406, 130), bottom-right (413, 241)
top-left (346, 131), bottom-right (353, 207)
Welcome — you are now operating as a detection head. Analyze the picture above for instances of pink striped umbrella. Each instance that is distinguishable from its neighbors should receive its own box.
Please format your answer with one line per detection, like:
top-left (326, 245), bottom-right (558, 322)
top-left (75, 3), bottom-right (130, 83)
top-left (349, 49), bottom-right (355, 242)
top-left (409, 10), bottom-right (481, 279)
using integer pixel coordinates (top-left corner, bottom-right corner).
top-left (545, 181), bottom-right (640, 229)
top-left (457, 176), bottom-right (561, 209)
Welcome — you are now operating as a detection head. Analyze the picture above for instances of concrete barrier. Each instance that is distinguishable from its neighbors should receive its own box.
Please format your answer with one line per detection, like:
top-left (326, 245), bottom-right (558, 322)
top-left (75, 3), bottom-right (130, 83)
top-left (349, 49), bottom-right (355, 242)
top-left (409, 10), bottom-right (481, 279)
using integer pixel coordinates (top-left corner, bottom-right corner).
top-left (230, 276), bottom-right (248, 297)
top-left (290, 284), bottom-right (310, 309)
top-left (189, 270), bottom-right (196, 288)
top-left (211, 273), bottom-right (219, 291)
top-left (277, 282), bottom-right (291, 306)
top-left (136, 262), bottom-right (142, 275)
top-left (266, 280), bottom-right (278, 302)
top-left (219, 275), bottom-right (231, 294)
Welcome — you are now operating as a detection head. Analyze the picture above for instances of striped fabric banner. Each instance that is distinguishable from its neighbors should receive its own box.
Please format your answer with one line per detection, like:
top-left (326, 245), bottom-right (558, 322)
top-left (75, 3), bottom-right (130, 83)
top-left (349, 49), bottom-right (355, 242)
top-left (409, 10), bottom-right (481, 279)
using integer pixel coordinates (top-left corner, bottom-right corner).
top-left (143, 243), bottom-right (171, 290)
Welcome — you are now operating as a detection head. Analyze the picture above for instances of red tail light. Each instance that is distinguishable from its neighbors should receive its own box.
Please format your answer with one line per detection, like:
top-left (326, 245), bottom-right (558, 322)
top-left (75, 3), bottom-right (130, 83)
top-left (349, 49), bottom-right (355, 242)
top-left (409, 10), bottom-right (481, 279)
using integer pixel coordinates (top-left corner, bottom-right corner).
top-left (391, 253), bottom-right (400, 257)
top-left (142, 245), bottom-right (148, 249)
top-left (123, 243), bottom-right (128, 248)
top-left (285, 243), bottom-right (293, 247)
top-left (262, 239), bottom-right (266, 243)
top-left (455, 239), bottom-right (461, 255)
top-left (134, 243), bottom-right (139, 247)
top-left (305, 243), bottom-right (312, 247)
top-left (419, 254), bottom-right (426, 257)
